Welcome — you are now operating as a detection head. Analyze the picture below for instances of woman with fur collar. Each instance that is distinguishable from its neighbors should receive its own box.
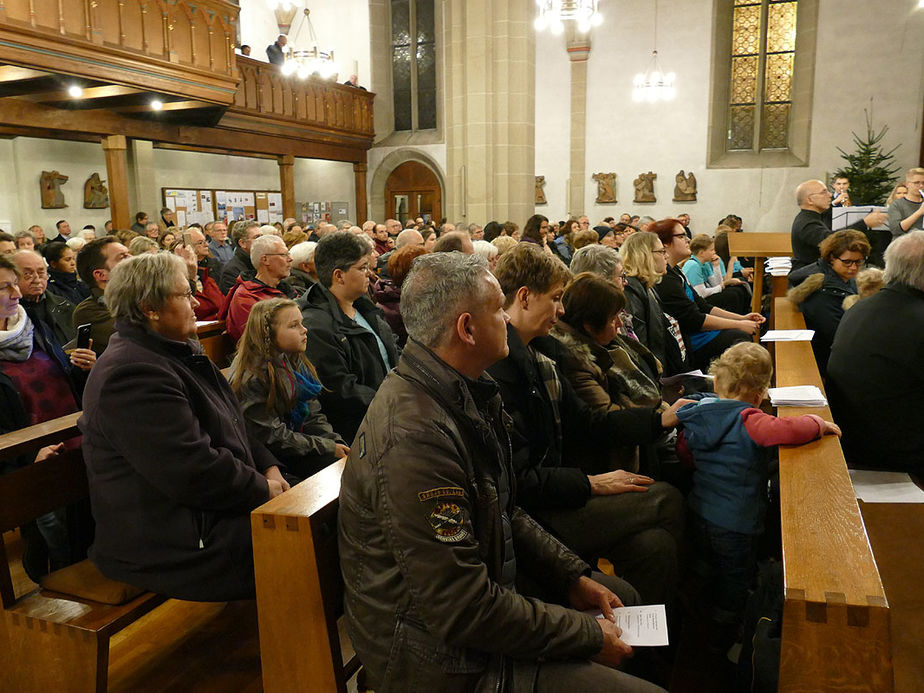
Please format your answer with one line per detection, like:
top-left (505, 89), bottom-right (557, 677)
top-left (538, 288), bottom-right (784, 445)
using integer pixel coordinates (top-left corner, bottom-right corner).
top-left (786, 229), bottom-right (869, 374)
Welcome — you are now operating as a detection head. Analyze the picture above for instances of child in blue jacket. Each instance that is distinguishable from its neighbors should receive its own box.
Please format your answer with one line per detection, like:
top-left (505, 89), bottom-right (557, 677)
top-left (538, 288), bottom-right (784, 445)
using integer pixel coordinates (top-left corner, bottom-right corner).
top-left (676, 342), bottom-right (840, 628)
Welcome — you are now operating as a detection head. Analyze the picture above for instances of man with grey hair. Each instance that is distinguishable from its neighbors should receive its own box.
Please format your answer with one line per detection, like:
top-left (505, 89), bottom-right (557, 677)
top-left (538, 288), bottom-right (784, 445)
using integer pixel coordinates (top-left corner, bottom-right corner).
top-left (340, 252), bottom-right (660, 692)
top-left (288, 240), bottom-right (318, 292)
top-left (467, 222), bottom-right (484, 240)
top-left (299, 232), bottom-right (398, 441)
top-left (385, 218), bottom-right (402, 238)
top-left (827, 230), bottom-right (924, 475)
top-left (636, 216), bottom-right (655, 233)
top-left (219, 220), bottom-right (262, 293)
top-left (432, 230), bottom-right (474, 255)
top-left (266, 33), bottom-right (287, 65)
top-left (220, 234), bottom-right (294, 342)
top-left (361, 220), bottom-right (376, 238)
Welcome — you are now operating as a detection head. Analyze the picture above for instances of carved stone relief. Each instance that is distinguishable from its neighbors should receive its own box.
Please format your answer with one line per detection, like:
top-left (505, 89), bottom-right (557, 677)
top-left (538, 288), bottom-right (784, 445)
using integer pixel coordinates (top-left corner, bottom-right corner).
top-left (83, 173), bottom-right (109, 209)
top-left (592, 172), bottom-right (617, 203)
top-left (535, 176), bottom-right (547, 204)
top-left (40, 170), bottom-right (68, 209)
top-left (673, 170), bottom-right (697, 202)
top-left (633, 171), bottom-right (656, 204)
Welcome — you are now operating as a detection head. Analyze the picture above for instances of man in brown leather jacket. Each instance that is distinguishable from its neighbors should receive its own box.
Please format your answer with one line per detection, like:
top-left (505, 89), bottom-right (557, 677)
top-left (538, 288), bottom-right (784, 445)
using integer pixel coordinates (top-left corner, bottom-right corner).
top-left (338, 253), bottom-right (665, 692)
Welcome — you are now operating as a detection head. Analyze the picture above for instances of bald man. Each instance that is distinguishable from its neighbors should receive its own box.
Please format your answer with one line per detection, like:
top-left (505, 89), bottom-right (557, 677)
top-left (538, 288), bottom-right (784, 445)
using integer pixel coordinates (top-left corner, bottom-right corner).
top-left (790, 179), bottom-right (886, 271)
top-left (432, 231), bottom-right (474, 255)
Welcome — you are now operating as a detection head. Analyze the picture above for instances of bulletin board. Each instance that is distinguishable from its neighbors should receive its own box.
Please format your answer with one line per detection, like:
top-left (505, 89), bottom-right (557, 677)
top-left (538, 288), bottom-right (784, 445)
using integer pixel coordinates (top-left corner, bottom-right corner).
top-left (163, 188), bottom-right (285, 226)
top-left (162, 189), bottom-right (215, 228)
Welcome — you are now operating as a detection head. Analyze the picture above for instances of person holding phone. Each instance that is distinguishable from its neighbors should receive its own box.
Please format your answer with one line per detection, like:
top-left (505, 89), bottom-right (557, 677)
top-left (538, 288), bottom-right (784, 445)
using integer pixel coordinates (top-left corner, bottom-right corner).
top-left (73, 236), bottom-right (132, 356)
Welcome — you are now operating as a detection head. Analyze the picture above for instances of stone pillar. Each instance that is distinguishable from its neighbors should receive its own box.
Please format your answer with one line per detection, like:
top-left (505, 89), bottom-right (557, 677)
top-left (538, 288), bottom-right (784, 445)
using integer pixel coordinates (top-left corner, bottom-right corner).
top-left (102, 135), bottom-right (130, 230)
top-left (444, 0), bottom-right (535, 225)
top-left (278, 154), bottom-right (295, 220)
top-left (567, 29), bottom-right (590, 218)
top-left (353, 161), bottom-right (368, 224)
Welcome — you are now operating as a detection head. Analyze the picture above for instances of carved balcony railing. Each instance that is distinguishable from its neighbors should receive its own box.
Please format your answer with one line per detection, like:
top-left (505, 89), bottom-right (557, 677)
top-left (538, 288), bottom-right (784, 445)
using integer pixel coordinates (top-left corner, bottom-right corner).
top-left (0, 0), bottom-right (239, 105)
top-left (227, 56), bottom-right (374, 145)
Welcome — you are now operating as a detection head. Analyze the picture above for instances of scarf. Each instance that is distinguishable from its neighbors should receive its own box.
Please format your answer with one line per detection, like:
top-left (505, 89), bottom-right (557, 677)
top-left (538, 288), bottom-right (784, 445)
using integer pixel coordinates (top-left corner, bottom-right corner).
top-left (0, 306), bottom-right (35, 362)
top-left (288, 366), bottom-right (323, 430)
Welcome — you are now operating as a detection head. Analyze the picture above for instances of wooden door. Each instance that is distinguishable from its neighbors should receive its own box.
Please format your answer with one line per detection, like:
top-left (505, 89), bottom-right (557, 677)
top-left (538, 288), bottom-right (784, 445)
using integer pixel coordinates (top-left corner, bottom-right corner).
top-left (385, 162), bottom-right (442, 225)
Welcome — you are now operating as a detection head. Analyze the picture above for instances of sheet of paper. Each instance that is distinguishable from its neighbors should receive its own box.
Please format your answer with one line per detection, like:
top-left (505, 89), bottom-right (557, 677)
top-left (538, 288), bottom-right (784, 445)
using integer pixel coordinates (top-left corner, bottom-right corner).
top-left (256, 208), bottom-right (270, 223)
top-left (849, 470), bottom-right (924, 504)
top-left (761, 330), bottom-right (815, 342)
top-left (587, 605), bottom-right (669, 647)
top-left (659, 369), bottom-right (712, 387)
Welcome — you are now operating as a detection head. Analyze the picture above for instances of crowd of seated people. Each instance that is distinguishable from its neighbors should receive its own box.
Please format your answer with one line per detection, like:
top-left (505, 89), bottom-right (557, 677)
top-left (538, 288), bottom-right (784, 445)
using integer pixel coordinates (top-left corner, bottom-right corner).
top-left (3, 190), bottom-right (920, 692)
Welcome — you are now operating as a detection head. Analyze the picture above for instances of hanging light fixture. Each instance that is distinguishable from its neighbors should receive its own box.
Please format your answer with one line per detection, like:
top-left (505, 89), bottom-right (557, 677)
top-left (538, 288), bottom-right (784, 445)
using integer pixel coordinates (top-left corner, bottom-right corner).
top-left (534, 0), bottom-right (603, 35)
top-left (279, 7), bottom-right (337, 80)
top-left (633, 0), bottom-right (675, 102)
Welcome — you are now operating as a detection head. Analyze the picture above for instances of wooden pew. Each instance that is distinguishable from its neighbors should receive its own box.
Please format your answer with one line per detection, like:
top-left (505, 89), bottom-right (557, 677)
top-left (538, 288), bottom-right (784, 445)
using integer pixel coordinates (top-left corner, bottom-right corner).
top-left (196, 319), bottom-right (234, 368)
top-left (251, 459), bottom-right (361, 693)
top-left (727, 232), bottom-right (792, 326)
top-left (772, 297), bottom-right (893, 691)
top-left (0, 416), bottom-right (167, 692)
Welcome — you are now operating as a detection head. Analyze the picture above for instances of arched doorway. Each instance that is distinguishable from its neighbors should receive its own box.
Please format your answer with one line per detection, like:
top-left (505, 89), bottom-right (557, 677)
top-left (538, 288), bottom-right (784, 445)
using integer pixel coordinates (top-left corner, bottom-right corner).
top-left (384, 161), bottom-right (442, 226)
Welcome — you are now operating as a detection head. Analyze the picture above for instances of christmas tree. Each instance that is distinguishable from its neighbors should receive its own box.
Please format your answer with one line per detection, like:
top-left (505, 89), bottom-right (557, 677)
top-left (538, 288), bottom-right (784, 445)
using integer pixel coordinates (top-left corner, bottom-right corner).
top-left (835, 110), bottom-right (900, 205)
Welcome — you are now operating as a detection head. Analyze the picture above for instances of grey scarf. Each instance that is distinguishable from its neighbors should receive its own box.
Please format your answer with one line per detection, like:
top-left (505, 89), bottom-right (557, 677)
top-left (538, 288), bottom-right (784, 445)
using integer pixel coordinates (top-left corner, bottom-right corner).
top-left (0, 307), bottom-right (35, 362)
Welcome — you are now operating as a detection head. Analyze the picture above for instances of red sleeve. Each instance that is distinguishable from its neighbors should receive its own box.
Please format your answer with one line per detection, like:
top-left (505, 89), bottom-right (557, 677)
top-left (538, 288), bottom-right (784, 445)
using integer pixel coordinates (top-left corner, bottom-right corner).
top-left (741, 408), bottom-right (823, 447)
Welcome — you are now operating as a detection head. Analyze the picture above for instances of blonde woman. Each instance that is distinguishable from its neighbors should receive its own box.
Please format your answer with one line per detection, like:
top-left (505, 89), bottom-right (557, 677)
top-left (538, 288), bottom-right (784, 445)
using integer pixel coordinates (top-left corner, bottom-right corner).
top-left (230, 298), bottom-right (348, 481)
top-left (619, 231), bottom-right (692, 375)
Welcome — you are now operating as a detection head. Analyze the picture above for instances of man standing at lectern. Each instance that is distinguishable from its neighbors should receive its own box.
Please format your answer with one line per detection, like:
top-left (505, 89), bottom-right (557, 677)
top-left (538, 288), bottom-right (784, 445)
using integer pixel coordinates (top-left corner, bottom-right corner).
top-left (789, 179), bottom-right (886, 272)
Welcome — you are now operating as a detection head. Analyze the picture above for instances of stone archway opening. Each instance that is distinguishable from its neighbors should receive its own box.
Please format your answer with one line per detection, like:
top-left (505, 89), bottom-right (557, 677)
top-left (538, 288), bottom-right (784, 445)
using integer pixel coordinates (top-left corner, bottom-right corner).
top-left (369, 149), bottom-right (445, 224)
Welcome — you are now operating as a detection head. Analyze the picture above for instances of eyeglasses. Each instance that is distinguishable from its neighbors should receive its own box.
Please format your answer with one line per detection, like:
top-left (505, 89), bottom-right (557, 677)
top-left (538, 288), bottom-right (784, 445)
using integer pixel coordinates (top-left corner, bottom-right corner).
top-left (672, 233), bottom-right (688, 239)
top-left (834, 257), bottom-right (864, 267)
top-left (172, 288), bottom-right (195, 300)
top-left (0, 280), bottom-right (20, 294)
top-left (808, 190), bottom-right (832, 198)
top-left (263, 252), bottom-right (291, 258)
top-left (652, 249), bottom-right (668, 255)
top-left (21, 269), bottom-right (47, 280)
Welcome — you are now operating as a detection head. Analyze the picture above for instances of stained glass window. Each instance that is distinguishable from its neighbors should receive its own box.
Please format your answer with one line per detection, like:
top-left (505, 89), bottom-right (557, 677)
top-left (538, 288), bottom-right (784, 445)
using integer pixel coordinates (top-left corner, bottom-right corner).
top-left (391, 0), bottom-right (437, 132)
top-left (727, 0), bottom-right (798, 151)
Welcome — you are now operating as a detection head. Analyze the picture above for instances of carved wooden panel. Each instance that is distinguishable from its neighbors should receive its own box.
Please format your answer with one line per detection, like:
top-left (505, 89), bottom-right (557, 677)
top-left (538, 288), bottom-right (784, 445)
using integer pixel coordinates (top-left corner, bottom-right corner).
top-left (229, 57), bottom-right (375, 138)
top-left (0, 0), bottom-right (237, 77)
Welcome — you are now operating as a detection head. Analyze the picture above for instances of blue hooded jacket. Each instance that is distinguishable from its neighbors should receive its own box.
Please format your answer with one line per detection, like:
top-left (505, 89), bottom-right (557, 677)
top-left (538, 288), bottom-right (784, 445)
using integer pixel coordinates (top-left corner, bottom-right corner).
top-left (677, 397), bottom-right (822, 535)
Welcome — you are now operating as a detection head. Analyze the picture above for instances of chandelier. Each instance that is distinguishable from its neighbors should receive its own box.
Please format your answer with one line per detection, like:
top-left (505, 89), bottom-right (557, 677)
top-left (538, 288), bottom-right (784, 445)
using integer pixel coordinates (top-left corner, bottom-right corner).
top-left (272, 4), bottom-right (338, 81)
top-left (534, 0), bottom-right (603, 34)
top-left (632, 0), bottom-right (675, 102)
top-left (633, 51), bottom-right (675, 102)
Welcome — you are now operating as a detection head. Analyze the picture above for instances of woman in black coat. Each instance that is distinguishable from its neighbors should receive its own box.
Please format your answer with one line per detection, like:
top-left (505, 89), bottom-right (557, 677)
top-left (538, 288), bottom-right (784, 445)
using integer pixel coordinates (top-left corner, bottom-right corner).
top-left (79, 253), bottom-right (287, 601)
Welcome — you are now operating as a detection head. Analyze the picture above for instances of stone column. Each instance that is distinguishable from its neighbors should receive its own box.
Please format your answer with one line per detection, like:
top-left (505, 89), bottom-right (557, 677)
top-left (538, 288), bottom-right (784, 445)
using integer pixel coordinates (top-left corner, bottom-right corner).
top-left (444, 0), bottom-right (535, 225)
top-left (102, 135), bottom-right (130, 230)
top-left (278, 154), bottom-right (295, 220)
top-left (567, 29), bottom-right (590, 218)
top-left (353, 161), bottom-right (368, 224)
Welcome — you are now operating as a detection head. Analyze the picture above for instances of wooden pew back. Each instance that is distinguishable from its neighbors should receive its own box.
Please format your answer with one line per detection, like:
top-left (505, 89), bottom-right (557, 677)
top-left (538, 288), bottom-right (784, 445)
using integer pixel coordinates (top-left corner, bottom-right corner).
top-left (773, 298), bottom-right (892, 691)
top-left (251, 459), bottom-right (360, 693)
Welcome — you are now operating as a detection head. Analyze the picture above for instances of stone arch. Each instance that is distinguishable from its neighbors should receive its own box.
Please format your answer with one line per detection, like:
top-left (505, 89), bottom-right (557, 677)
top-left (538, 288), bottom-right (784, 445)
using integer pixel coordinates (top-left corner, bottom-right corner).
top-left (369, 148), bottom-right (446, 223)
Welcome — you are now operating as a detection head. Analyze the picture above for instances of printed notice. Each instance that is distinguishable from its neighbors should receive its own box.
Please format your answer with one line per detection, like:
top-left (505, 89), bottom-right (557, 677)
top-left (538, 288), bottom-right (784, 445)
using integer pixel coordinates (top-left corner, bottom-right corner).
top-left (586, 605), bottom-right (669, 647)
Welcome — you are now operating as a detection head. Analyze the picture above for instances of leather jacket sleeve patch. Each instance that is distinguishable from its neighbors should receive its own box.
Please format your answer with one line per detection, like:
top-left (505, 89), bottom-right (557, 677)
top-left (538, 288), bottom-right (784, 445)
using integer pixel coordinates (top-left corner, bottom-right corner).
top-left (427, 501), bottom-right (469, 543)
top-left (417, 486), bottom-right (465, 502)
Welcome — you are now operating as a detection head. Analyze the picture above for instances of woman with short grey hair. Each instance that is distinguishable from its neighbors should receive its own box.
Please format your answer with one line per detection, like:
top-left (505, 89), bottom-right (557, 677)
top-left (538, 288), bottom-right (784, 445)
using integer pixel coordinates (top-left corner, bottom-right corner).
top-left (79, 252), bottom-right (288, 601)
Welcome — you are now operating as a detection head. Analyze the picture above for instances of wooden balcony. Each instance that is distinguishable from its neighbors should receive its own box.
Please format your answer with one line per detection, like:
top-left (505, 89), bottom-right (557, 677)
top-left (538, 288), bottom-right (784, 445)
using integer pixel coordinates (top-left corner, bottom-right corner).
top-left (0, 0), bottom-right (239, 106)
top-left (0, 4), bottom-right (375, 163)
top-left (225, 56), bottom-right (374, 150)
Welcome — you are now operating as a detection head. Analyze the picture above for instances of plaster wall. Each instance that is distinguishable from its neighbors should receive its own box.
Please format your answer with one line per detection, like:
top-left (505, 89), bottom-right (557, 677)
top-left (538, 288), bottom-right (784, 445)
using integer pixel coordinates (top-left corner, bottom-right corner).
top-left (238, 0), bottom-right (371, 86)
top-left (537, 0), bottom-right (924, 232)
top-left (3, 137), bottom-right (112, 235)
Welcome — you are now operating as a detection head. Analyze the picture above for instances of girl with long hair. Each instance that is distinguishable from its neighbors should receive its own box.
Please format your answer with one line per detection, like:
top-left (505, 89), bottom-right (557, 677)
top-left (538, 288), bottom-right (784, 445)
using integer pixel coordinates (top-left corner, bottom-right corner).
top-left (230, 298), bottom-right (348, 481)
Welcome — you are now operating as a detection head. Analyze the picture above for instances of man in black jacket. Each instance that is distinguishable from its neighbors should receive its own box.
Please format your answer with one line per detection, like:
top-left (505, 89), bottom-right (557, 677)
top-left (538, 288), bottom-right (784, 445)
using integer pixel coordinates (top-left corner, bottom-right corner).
top-left (339, 251), bottom-right (663, 692)
top-left (487, 244), bottom-right (687, 605)
top-left (299, 232), bottom-right (399, 443)
top-left (790, 179), bottom-right (886, 271)
top-left (218, 220), bottom-right (262, 293)
top-left (827, 231), bottom-right (924, 476)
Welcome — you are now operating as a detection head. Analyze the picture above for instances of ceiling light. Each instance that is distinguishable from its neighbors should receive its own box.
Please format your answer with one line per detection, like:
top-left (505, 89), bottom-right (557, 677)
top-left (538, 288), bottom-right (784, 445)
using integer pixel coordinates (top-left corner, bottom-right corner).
top-left (534, 0), bottom-right (603, 33)
top-left (151, 99), bottom-right (164, 111)
top-left (633, 0), bottom-right (676, 103)
top-left (67, 85), bottom-right (83, 98)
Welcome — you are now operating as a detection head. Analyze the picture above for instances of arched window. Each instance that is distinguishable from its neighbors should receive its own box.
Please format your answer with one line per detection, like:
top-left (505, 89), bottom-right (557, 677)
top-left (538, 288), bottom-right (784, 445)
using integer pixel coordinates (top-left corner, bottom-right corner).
top-left (708, 0), bottom-right (818, 167)
top-left (391, 0), bottom-right (437, 132)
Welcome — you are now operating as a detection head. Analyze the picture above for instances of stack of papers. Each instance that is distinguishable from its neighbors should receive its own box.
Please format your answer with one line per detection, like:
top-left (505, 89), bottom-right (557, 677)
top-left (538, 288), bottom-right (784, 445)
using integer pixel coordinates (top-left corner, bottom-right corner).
top-left (768, 385), bottom-right (827, 407)
top-left (849, 470), bottom-right (924, 503)
top-left (765, 257), bottom-right (792, 276)
top-left (760, 329), bottom-right (815, 342)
